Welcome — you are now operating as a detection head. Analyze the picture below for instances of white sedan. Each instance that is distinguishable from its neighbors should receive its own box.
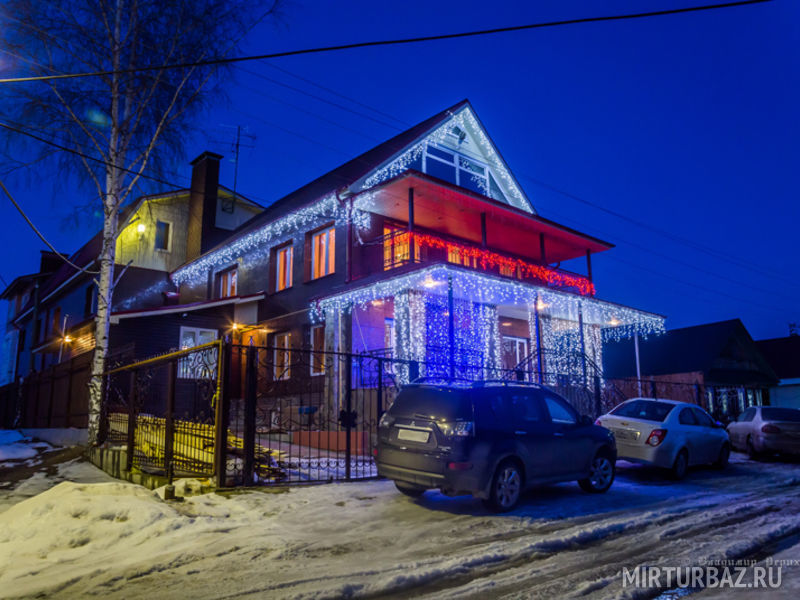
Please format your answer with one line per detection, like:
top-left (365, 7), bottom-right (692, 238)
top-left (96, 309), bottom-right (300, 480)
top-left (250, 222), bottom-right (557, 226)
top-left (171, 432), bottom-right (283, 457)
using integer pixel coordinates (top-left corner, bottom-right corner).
top-left (596, 398), bottom-right (730, 479)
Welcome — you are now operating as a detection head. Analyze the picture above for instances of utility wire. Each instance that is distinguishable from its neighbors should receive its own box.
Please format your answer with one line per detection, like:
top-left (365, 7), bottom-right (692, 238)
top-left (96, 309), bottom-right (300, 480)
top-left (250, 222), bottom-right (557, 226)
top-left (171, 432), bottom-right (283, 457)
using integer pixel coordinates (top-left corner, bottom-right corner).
top-left (0, 177), bottom-right (99, 274)
top-left (0, 0), bottom-right (771, 84)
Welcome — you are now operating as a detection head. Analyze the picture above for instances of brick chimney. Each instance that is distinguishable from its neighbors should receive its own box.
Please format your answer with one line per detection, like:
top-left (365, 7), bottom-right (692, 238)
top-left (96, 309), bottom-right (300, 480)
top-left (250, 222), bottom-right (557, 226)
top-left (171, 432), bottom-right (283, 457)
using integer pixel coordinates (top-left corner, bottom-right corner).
top-left (186, 151), bottom-right (223, 261)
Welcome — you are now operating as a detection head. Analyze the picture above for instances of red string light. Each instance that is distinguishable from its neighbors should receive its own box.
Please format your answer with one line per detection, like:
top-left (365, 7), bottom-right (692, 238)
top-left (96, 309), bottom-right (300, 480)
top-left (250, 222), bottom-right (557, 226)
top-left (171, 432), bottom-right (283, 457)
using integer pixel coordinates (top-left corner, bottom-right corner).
top-left (405, 231), bottom-right (596, 296)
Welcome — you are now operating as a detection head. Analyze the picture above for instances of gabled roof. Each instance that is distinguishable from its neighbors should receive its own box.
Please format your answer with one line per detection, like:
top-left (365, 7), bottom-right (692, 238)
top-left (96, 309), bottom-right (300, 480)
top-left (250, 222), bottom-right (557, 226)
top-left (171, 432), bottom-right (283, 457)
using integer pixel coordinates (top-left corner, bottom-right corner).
top-left (756, 336), bottom-right (800, 380)
top-left (603, 319), bottom-right (778, 385)
top-left (177, 99), bottom-right (530, 270)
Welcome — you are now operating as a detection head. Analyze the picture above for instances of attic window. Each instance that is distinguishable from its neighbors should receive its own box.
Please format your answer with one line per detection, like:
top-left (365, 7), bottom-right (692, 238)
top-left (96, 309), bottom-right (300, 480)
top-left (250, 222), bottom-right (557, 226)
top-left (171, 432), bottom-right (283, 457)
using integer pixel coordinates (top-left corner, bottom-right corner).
top-left (155, 220), bottom-right (171, 251)
top-left (421, 144), bottom-right (507, 202)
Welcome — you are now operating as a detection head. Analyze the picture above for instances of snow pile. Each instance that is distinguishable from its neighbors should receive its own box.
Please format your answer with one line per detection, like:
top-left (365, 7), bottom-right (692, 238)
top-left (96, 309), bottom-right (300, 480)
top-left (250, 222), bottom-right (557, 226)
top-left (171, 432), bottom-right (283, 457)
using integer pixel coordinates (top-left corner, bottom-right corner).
top-left (0, 482), bottom-right (176, 596)
top-left (0, 431), bottom-right (51, 462)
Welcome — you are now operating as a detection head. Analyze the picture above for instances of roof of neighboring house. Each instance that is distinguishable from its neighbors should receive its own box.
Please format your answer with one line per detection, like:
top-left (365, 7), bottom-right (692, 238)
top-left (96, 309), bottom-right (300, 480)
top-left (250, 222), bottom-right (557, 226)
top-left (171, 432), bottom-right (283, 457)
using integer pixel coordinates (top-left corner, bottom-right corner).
top-left (756, 336), bottom-right (800, 380)
top-left (110, 292), bottom-right (264, 321)
top-left (175, 99), bottom-right (476, 272)
top-left (603, 319), bottom-right (778, 385)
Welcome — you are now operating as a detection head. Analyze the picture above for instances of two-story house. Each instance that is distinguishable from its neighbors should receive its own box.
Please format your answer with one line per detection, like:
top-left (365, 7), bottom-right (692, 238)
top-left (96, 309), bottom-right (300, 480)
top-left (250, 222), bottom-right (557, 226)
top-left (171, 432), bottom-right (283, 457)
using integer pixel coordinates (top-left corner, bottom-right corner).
top-left (0, 151), bottom-right (262, 382)
top-left (166, 100), bottom-right (664, 396)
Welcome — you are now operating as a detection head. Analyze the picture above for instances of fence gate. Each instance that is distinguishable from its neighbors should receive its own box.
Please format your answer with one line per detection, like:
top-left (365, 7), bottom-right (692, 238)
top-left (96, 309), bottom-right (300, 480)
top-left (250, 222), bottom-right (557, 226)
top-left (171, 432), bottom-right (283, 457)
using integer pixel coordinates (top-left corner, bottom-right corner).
top-left (223, 346), bottom-right (400, 486)
top-left (104, 341), bottom-right (222, 481)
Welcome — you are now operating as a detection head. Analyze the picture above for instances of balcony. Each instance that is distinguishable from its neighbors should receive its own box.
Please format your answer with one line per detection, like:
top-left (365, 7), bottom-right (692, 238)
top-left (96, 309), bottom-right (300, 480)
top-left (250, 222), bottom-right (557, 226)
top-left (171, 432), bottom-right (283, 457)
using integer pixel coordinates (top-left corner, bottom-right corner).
top-left (350, 226), bottom-right (595, 296)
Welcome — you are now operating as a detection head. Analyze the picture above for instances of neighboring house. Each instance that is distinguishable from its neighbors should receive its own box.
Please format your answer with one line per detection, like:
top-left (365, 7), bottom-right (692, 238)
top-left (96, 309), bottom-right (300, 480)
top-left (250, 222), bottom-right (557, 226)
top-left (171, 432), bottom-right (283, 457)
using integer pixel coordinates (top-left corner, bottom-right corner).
top-left (603, 319), bottom-right (778, 419)
top-left (0, 151), bottom-right (262, 380)
top-left (0, 251), bottom-right (64, 384)
top-left (756, 336), bottom-right (800, 409)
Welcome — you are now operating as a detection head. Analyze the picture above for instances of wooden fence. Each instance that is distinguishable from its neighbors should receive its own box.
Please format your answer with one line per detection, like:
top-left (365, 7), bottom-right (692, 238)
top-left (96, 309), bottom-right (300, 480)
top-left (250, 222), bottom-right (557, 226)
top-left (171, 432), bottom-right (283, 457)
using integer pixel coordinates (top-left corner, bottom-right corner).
top-left (0, 352), bottom-right (92, 429)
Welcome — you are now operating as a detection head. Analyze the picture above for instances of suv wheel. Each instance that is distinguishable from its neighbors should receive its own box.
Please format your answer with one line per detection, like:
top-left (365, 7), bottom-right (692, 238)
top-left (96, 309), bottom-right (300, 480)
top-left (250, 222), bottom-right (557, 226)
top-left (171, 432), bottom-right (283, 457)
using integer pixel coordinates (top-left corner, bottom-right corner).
top-left (579, 453), bottom-right (615, 493)
top-left (670, 449), bottom-right (689, 480)
top-left (714, 443), bottom-right (730, 469)
top-left (394, 481), bottom-right (426, 498)
top-left (484, 461), bottom-right (523, 512)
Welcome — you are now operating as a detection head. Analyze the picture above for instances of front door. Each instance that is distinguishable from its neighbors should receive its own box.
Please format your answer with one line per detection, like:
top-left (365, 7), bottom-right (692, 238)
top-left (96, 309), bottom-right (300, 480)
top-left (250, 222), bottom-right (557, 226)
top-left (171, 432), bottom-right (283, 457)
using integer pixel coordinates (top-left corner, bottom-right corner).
top-left (502, 336), bottom-right (529, 370)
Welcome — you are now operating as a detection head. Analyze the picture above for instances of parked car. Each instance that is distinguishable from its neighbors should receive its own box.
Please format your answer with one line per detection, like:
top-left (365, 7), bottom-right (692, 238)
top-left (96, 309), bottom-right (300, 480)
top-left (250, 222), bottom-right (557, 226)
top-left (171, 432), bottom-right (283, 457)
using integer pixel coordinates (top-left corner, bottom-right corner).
top-left (727, 406), bottom-right (800, 457)
top-left (376, 380), bottom-right (617, 512)
top-left (596, 398), bottom-right (730, 479)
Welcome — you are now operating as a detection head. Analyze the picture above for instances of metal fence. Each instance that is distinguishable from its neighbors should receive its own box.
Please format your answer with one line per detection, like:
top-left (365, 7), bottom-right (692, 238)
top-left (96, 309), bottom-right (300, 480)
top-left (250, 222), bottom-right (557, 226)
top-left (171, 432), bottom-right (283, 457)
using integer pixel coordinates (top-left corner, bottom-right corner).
top-left (98, 341), bottom-right (769, 488)
top-left (104, 341), bottom-right (222, 481)
top-left (223, 345), bottom-right (396, 486)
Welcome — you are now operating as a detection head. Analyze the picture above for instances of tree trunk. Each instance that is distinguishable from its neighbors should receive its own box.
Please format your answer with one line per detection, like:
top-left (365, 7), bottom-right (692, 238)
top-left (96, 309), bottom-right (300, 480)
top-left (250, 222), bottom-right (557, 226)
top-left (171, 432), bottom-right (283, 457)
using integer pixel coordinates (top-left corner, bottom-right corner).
top-left (87, 183), bottom-right (119, 445)
top-left (87, 1), bottom-right (123, 446)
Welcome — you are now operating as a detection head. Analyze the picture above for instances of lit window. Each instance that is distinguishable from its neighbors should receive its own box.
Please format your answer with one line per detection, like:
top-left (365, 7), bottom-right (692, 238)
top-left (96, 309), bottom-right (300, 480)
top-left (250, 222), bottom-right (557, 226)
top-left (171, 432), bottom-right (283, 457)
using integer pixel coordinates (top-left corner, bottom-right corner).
top-left (274, 332), bottom-right (291, 380)
top-left (178, 326), bottom-right (218, 379)
top-left (311, 226), bottom-right (335, 279)
top-left (276, 245), bottom-right (293, 291)
top-left (382, 225), bottom-right (419, 270)
top-left (310, 325), bottom-right (325, 375)
top-left (218, 268), bottom-right (237, 298)
top-left (447, 247), bottom-right (473, 267)
top-left (155, 221), bottom-right (171, 251)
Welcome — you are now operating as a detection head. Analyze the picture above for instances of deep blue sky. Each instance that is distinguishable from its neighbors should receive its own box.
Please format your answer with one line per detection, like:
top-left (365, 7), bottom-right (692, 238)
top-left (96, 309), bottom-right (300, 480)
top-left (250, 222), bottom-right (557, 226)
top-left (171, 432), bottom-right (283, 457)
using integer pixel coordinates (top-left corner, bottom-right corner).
top-left (1, 0), bottom-right (798, 340)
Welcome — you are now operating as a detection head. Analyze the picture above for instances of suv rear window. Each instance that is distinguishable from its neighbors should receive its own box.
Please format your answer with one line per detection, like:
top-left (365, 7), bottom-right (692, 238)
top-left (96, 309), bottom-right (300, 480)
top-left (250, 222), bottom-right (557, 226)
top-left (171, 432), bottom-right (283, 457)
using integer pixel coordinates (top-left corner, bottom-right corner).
top-left (390, 387), bottom-right (473, 420)
top-left (761, 408), bottom-right (800, 422)
top-left (611, 400), bottom-right (675, 422)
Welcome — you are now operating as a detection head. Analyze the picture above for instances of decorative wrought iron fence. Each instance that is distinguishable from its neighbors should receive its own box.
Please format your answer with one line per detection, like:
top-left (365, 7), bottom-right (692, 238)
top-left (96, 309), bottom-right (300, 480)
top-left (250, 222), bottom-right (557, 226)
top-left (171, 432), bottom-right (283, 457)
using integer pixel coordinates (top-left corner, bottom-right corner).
top-left (100, 340), bottom-right (768, 489)
top-left (103, 341), bottom-right (222, 480)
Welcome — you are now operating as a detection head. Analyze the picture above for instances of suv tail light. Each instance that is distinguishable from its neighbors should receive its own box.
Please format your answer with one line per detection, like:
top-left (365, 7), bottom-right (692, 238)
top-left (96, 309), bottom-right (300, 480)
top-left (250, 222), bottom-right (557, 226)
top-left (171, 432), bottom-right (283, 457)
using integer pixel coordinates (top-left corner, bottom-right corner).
top-left (442, 421), bottom-right (474, 437)
top-left (595, 419), bottom-right (603, 426)
top-left (646, 429), bottom-right (667, 447)
top-left (762, 424), bottom-right (781, 434)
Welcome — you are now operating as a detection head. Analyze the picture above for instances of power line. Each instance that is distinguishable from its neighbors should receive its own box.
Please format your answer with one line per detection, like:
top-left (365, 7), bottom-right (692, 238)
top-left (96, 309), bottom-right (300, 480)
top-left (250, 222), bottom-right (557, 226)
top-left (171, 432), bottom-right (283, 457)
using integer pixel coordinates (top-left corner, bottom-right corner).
top-left (0, 0), bottom-right (771, 84)
top-left (0, 177), bottom-right (99, 274)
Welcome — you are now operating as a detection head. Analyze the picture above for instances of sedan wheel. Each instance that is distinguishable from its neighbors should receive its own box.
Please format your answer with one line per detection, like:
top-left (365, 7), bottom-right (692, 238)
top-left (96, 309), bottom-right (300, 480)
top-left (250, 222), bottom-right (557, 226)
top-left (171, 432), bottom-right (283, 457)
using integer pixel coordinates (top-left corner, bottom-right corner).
top-left (485, 462), bottom-right (522, 512)
top-left (579, 454), bottom-right (615, 493)
top-left (670, 450), bottom-right (689, 480)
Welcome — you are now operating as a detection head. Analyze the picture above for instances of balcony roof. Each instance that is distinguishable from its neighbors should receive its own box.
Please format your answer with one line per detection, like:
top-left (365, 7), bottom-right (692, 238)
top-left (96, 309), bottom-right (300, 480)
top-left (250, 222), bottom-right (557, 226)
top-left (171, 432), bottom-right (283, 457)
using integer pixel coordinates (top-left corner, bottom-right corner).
top-left (352, 171), bottom-right (613, 264)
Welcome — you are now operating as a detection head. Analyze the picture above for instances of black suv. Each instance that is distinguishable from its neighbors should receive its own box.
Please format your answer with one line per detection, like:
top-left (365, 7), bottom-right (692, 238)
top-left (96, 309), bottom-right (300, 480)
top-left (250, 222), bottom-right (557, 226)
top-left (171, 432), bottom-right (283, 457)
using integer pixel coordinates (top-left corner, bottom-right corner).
top-left (376, 380), bottom-right (617, 511)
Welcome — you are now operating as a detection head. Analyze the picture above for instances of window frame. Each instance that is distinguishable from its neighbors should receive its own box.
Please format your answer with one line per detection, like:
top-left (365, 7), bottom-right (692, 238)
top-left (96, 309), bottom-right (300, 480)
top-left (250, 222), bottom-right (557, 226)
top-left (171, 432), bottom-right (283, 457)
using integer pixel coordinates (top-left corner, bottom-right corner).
top-left (421, 143), bottom-right (507, 202)
top-left (310, 225), bottom-right (336, 280)
top-left (177, 326), bottom-right (218, 379)
top-left (273, 331), bottom-right (291, 381)
top-left (275, 243), bottom-right (294, 292)
top-left (154, 219), bottom-right (172, 252)
top-left (217, 266), bottom-right (238, 298)
top-left (309, 324), bottom-right (325, 376)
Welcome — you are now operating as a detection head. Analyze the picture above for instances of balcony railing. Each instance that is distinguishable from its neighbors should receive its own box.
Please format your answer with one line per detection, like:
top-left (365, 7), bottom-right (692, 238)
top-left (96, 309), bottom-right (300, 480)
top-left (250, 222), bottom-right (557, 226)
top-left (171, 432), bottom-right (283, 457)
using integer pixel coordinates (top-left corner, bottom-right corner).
top-left (351, 227), bottom-right (595, 296)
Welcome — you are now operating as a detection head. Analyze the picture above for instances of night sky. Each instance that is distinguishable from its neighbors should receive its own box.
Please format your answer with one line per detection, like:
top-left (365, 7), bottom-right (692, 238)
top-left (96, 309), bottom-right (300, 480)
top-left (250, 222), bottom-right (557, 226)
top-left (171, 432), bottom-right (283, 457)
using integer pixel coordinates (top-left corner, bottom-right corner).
top-left (1, 0), bottom-right (797, 340)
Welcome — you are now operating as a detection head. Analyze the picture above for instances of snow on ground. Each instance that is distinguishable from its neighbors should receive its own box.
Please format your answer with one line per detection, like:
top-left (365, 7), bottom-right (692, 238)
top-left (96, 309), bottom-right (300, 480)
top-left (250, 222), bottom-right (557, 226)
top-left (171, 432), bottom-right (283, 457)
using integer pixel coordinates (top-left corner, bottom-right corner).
top-left (0, 431), bottom-right (51, 462)
top-left (0, 451), bottom-right (799, 599)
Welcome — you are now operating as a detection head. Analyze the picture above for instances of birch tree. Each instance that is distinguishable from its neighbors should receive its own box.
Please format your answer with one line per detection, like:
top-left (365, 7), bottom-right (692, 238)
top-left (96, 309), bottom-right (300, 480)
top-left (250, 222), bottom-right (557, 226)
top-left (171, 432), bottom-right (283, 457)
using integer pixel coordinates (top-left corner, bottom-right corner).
top-left (1, 0), bottom-right (280, 443)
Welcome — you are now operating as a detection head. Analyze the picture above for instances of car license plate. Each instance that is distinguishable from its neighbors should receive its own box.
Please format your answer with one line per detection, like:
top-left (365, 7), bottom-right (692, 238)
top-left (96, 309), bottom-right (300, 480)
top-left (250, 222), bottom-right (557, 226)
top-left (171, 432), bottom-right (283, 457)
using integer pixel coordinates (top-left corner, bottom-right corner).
top-left (397, 428), bottom-right (429, 443)
top-left (613, 429), bottom-right (638, 442)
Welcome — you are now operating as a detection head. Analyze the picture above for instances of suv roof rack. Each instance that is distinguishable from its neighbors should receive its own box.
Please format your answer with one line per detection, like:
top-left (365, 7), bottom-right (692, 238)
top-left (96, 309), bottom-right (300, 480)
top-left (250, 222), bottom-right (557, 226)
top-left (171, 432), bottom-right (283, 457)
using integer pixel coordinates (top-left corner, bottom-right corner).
top-left (472, 380), bottom-right (543, 388)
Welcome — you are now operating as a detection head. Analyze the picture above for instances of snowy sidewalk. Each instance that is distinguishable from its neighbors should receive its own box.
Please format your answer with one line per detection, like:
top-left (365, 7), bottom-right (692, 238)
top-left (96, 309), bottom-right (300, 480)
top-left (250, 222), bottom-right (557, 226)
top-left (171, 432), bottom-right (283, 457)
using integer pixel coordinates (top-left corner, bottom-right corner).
top-left (1, 449), bottom-right (800, 599)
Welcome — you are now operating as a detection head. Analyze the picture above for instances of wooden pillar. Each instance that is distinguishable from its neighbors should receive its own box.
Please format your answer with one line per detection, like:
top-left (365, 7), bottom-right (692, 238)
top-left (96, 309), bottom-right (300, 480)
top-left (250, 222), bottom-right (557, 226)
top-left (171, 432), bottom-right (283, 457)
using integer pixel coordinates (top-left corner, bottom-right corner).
top-left (407, 187), bottom-right (414, 232)
top-left (539, 234), bottom-right (547, 265)
top-left (586, 250), bottom-right (593, 282)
